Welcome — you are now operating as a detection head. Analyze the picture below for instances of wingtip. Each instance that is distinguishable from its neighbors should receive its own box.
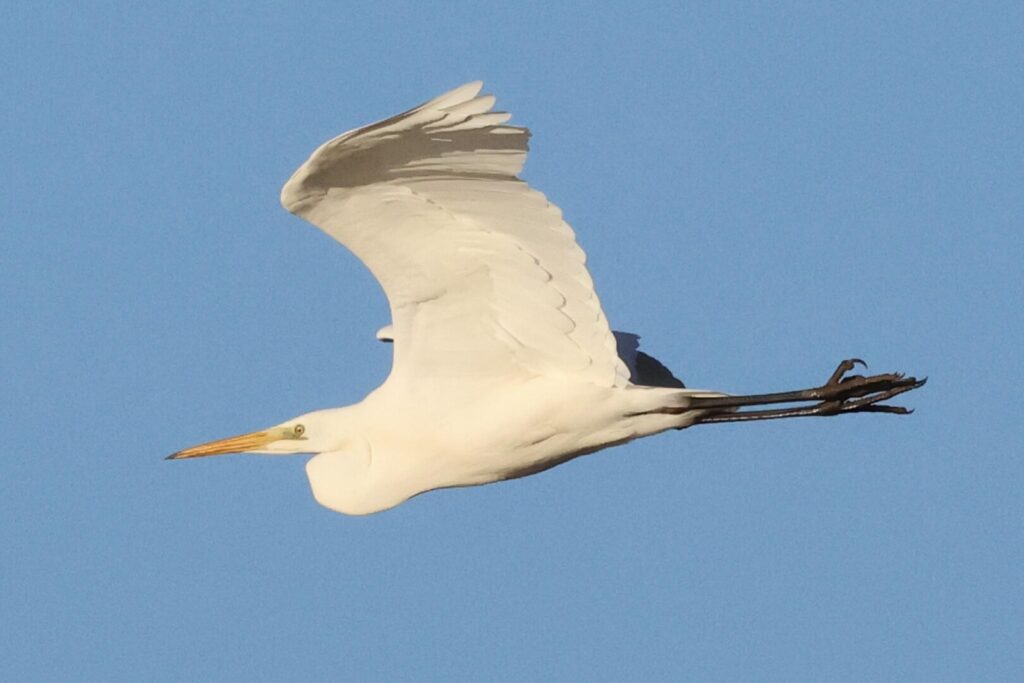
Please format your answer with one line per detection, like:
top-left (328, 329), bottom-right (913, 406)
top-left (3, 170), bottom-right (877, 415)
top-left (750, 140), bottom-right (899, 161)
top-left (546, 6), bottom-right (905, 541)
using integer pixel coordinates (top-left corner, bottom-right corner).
top-left (429, 80), bottom-right (485, 110)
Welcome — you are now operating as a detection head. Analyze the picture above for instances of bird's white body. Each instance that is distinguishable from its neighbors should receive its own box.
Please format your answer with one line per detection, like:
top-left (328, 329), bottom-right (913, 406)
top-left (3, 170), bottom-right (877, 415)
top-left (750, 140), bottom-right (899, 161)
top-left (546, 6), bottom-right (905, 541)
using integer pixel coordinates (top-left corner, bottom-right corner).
top-left (302, 379), bottom-right (703, 515)
top-left (170, 81), bottom-right (922, 514)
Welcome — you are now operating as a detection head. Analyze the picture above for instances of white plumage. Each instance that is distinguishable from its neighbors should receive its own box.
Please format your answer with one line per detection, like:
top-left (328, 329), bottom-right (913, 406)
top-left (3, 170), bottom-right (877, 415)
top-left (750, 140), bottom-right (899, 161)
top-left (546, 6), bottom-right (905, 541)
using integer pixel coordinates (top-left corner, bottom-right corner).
top-left (170, 82), bottom-right (924, 515)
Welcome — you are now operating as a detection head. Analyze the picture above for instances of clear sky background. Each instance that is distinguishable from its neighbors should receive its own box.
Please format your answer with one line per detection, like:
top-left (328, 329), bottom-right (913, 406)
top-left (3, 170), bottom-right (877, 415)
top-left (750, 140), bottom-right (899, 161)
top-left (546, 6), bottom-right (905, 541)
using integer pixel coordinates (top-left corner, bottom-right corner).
top-left (2, 2), bottom-right (1021, 680)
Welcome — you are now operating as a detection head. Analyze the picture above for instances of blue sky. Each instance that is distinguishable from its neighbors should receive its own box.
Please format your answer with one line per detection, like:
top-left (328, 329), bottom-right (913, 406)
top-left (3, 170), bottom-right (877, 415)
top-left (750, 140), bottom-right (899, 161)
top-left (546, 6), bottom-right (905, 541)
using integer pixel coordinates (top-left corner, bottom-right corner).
top-left (2, 2), bottom-right (1021, 680)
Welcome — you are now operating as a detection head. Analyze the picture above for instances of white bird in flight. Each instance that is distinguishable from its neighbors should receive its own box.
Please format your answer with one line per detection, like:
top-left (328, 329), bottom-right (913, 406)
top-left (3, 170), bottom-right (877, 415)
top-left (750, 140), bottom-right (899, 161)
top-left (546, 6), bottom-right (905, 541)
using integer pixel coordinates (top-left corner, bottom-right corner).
top-left (169, 82), bottom-right (924, 515)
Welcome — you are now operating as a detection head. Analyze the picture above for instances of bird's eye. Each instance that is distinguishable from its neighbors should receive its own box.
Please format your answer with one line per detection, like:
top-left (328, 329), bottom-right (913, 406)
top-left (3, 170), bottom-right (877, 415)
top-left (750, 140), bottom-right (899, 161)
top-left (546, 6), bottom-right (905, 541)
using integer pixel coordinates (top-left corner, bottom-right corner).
top-left (293, 424), bottom-right (305, 437)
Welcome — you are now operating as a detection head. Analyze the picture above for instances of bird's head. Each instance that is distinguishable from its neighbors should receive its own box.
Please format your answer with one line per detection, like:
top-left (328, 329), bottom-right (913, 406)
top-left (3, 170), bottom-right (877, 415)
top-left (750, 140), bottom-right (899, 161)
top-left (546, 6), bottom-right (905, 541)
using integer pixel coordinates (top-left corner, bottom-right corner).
top-left (167, 410), bottom-right (341, 460)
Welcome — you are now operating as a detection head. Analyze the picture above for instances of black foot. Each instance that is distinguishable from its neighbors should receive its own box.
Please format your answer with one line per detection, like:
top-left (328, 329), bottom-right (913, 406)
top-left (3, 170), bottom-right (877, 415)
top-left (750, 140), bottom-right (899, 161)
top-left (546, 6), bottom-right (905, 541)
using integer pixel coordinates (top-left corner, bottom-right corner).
top-left (814, 359), bottom-right (925, 415)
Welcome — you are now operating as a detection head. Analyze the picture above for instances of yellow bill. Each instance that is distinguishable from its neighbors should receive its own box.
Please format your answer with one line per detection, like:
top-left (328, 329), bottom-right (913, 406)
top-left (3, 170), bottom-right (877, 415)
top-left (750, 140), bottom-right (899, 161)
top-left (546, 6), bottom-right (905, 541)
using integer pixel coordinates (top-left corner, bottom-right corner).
top-left (167, 429), bottom-right (277, 460)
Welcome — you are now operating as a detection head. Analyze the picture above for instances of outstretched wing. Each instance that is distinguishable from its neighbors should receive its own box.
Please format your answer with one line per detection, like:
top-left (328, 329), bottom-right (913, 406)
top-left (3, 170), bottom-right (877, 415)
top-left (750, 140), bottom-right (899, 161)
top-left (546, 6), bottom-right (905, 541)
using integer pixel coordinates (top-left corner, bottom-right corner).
top-left (281, 82), bottom-right (630, 387)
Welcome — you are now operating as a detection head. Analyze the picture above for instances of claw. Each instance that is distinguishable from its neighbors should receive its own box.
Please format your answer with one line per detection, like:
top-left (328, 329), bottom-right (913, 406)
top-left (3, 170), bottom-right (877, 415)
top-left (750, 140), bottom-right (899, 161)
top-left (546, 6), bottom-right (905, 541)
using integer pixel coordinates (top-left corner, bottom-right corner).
top-left (827, 359), bottom-right (863, 386)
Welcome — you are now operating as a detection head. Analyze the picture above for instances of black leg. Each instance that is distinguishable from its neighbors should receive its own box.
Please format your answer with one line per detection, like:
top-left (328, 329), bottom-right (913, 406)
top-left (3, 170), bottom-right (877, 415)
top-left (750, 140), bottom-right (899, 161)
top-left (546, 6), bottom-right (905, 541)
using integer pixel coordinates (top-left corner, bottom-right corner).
top-left (688, 359), bottom-right (926, 425)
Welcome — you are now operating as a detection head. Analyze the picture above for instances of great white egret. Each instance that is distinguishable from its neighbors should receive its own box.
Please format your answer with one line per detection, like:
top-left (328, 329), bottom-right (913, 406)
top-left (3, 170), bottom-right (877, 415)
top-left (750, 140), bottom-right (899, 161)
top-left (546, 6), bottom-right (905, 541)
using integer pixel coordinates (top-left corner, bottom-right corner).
top-left (169, 82), bottom-right (924, 515)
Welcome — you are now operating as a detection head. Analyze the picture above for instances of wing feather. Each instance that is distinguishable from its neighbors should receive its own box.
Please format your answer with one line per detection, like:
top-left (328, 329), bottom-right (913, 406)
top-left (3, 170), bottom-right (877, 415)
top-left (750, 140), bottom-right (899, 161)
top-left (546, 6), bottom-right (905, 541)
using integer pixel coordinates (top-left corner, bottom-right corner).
top-left (281, 82), bottom-right (630, 387)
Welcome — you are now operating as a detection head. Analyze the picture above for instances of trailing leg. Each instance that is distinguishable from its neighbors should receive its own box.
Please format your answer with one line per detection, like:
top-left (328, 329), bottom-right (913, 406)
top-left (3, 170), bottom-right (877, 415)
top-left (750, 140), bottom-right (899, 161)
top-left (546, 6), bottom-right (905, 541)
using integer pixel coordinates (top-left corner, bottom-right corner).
top-left (688, 359), bottom-right (925, 425)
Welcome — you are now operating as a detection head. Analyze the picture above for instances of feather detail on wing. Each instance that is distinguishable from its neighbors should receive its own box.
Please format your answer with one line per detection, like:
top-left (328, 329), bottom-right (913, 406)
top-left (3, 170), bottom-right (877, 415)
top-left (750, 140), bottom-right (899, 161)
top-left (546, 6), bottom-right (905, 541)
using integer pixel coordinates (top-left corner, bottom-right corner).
top-left (280, 82), bottom-right (630, 387)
